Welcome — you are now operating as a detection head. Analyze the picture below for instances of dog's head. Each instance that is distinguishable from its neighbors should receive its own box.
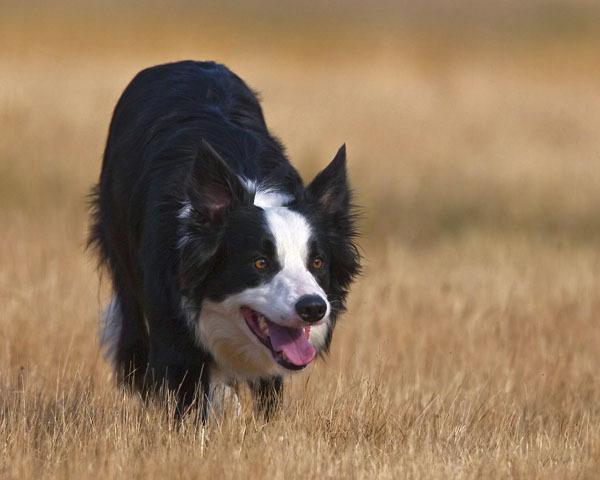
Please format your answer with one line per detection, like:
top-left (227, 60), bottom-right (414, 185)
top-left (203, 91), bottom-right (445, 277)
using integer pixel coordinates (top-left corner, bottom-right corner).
top-left (179, 141), bottom-right (360, 378)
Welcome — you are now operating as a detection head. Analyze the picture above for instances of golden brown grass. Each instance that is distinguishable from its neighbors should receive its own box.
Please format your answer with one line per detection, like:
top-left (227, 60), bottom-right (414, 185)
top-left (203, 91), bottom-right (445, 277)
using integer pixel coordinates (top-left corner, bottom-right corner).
top-left (2, 2), bottom-right (600, 478)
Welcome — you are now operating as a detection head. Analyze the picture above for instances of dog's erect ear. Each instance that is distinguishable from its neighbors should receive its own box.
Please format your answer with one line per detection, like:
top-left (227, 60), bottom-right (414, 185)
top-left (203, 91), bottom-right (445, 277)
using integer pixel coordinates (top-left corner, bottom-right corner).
top-left (306, 144), bottom-right (350, 216)
top-left (186, 140), bottom-right (247, 224)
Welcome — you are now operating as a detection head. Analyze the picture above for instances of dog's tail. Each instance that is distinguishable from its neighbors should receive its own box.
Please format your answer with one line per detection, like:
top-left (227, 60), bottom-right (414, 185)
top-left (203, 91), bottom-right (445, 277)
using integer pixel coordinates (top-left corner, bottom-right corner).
top-left (100, 293), bottom-right (149, 392)
top-left (100, 296), bottom-right (122, 366)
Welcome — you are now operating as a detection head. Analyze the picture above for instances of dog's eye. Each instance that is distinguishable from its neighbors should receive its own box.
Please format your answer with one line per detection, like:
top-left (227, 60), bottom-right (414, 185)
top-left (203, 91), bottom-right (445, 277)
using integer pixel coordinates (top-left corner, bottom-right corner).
top-left (254, 257), bottom-right (269, 270)
top-left (311, 256), bottom-right (324, 270)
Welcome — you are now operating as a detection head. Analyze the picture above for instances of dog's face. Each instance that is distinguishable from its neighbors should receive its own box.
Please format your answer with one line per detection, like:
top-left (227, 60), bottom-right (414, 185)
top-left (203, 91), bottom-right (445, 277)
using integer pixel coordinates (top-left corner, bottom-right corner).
top-left (179, 141), bottom-right (359, 378)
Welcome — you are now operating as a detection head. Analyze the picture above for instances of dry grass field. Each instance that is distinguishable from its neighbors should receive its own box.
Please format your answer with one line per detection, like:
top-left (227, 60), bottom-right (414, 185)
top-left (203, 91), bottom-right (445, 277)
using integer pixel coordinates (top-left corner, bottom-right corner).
top-left (3, 1), bottom-right (600, 478)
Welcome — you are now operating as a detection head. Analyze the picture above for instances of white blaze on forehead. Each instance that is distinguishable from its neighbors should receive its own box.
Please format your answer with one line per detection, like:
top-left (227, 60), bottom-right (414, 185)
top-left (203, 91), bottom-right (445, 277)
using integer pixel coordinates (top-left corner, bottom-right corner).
top-left (238, 177), bottom-right (294, 209)
top-left (262, 206), bottom-right (329, 316)
top-left (254, 190), bottom-right (293, 208)
top-left (263, 207), bottom-right (311, 269)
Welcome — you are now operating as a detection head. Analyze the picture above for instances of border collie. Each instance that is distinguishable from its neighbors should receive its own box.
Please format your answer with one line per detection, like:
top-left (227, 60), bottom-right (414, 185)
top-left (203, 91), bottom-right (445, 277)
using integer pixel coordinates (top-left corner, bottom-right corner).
top-left (89, 61), bottom-right (360, 419)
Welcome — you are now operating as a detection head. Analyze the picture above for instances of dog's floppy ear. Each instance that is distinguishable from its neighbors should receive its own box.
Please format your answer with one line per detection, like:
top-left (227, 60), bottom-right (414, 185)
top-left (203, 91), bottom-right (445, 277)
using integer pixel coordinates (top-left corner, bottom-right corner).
top-left (186, 140), bottom-right (247, 224)
top-left (306, 144), bottom-right (350, 216)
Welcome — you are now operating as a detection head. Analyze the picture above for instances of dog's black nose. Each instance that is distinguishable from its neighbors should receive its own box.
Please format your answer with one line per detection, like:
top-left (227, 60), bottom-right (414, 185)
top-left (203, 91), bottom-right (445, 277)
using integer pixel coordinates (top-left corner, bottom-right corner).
top-left (295, 295), bottom-right (327, 324)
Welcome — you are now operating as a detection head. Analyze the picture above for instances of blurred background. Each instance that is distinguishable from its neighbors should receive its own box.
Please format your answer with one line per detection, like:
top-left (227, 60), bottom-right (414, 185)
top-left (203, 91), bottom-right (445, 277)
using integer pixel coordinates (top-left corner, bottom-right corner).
top-left (3, 0), bottom-right (600, 242)
top-left (3, 1), bottom-right (600, 476)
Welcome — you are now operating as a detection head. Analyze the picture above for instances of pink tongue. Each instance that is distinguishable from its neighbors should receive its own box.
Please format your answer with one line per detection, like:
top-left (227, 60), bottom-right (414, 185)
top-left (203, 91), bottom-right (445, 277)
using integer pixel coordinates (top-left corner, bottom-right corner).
top-left (268, 322), bottom-right (316, 366)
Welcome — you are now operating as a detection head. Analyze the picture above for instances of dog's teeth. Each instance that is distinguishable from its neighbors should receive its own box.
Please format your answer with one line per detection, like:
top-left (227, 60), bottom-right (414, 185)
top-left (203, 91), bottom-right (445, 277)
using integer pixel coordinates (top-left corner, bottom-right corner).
top-left (257, 315), bottom-right (268, 335)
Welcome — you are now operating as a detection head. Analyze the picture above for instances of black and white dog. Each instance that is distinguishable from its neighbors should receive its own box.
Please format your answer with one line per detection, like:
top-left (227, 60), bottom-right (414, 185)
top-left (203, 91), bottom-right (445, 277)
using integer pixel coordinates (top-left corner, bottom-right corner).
top-left (89, 61), bottom-right (360, 419)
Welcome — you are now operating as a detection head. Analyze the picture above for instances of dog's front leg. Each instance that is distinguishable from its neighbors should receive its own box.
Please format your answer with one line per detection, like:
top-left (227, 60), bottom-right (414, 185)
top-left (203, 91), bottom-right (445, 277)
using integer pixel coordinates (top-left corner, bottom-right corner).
top-left (206, 380), bottom-right (241, 420)
top-left (249, 376), bottom-right (283, 421)
top-left (147, 335), bottom-right (212, 421)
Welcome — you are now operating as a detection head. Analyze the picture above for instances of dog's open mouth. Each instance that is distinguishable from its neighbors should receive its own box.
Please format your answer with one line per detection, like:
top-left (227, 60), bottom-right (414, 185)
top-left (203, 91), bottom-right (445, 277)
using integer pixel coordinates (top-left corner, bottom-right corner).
top-left (241, 307), bottom-right (316, 370)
